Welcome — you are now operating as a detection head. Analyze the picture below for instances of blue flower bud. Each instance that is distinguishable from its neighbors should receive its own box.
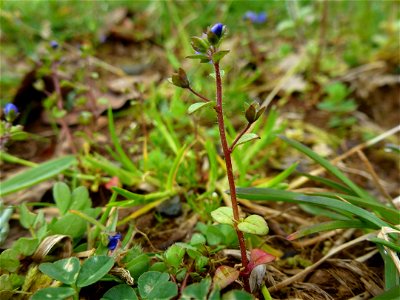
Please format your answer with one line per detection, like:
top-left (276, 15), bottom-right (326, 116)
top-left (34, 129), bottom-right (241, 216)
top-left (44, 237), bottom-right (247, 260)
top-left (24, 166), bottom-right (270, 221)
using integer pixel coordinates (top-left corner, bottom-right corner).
top-left (50, 40), bottom-right (59, 49)
top-left (107, 233), bottom-right (122, 251)
top-left (4, 103), bottom-right (18, 115)
top-left (210, 23), bottom-right (224, 38)
top-left (3, 103), bottom-right (18, 122)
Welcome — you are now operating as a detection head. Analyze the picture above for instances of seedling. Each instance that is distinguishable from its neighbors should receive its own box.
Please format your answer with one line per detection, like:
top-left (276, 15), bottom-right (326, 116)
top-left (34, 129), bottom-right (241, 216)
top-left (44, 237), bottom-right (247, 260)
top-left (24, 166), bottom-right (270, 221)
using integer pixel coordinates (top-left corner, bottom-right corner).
top-left (172, 23), bottom-right (273, 292)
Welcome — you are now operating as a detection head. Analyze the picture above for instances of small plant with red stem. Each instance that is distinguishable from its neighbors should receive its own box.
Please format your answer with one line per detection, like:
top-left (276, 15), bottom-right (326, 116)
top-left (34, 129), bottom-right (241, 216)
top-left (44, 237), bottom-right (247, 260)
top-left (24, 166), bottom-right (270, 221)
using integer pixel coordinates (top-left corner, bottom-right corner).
top-left (172, 23), bottom-right (274, 293)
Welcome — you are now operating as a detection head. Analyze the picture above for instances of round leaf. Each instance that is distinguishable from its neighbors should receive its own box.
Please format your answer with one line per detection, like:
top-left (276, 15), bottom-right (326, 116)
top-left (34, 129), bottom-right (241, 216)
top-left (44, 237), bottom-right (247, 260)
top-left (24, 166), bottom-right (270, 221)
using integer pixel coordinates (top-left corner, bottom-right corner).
top-left (138, 271), bottom-right (178, 299)
top-left (211, 207), bottom-right (234, 225)
top-left (101, 284), bottom-right (138, 300)
top-left (39, 257), bottom-right (80, 285)
top-left (213, 266), bottom-right (240, 290)
top-left (237, 215), bottom-right (269, 235)
top-left (77, 255), bottom-right (114, 287)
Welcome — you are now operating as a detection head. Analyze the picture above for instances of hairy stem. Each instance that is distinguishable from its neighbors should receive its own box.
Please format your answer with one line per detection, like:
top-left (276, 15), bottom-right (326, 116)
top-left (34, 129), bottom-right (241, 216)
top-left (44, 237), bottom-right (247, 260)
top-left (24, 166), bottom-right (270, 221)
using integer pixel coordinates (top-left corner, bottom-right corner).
top-left (213, 62), bottom-right (250, 292)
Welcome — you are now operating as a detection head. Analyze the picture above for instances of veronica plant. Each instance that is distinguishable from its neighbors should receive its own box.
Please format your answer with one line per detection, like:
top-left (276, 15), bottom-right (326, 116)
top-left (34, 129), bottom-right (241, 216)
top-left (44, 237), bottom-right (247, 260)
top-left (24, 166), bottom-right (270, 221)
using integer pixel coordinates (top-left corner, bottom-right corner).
top-left (172, 23), bottom-right (271, 292)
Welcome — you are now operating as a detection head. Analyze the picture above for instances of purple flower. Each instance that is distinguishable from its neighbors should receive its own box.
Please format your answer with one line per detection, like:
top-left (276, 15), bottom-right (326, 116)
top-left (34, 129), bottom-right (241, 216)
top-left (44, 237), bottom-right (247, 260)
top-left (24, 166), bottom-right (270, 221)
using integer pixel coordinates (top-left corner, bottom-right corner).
top-left (3, 103), bottom-right (18, 115)
top-left (107, 233), bottom-right (122, 251)
top-left (243, 11), bottom-right (267, 24)
top-left (210, 23), bottom-right (224, 37)
top-left (50, 40), bottom-right (59, 49)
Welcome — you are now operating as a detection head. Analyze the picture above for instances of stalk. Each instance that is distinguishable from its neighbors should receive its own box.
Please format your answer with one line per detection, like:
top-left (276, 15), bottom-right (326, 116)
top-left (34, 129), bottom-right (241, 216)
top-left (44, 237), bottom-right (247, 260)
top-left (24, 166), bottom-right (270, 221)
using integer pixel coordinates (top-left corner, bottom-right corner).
top-left (213, 62), bottom-right (250, 292)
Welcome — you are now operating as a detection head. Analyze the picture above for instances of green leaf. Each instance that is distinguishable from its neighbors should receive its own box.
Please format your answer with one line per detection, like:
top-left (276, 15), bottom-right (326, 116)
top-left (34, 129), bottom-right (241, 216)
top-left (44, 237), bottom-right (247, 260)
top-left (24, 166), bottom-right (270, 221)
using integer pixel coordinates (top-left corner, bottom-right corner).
top-left (190, 36), bottom-right (209, 53)
top-left (368, 237), bottom-right (400, 252)
top-left (212, 50), bottom-right (230, 63)
top-left (186, 54), bottom-right (210, 62)
top-left (205, 139), bottom-right (218, 192)
top-left (371, 285), bottom-right (400, 300)
top-left (235, 133), bottom-right (260, 148)
top-left (77, 255), bottom-right (115, 287)
top-left (108, 107), bottom-right (140, 173)
top-left (0, 155), bottom-right (76, 197)
top-left (111, 187), bottom-right (145, 202)
top-left (31, 287), bottom-right (76, 300)
top-left (53, 182), bottom-right (71, 215)
top-left (138, 271), bottom-right (178, 300)
top-left (287, 220), bottom-right (368, 240)
top-left (39, 257), bottom-right (80, 285)
top-left (256, 162), bottom-right (298, 188)
top-left (309, 192), bottom-right (399, 223)
top-left (164, 244), bottom-right (186, 269)
top-left (70, 186), bottom-right (91, 210)
top-left (235, 188), bottom-right (391, 229)
top-left (83, 155), bottom-right (139, 186)
top-left (279, 135), bottom-right (376, 203)
top-left (182, 277), bottom-right (211, 300)
top-left (12, 237), bottom-right (39, 256)
top-left (125, 253), bottom-right (150, 280)
top-left (237, 215), bottom-right (269, 235)
top-left (211, 207), bottom-right (234, 226)
top-left (204, 225), bottom-right (224, 246)
top-left (0, 249), bottom-right (20, 272)
top-left (297, 173), bottom-right (354, 194)
top-left (166, 143), bottom-right (190, 190)
top-left (187, 102), bottom-right (213, 115)
top-left (101, 284), bottom-right (138, 300)
top-left (50, 213), bottom-right (87, 238)
top-left (19, 203), bottom-right (36, 229)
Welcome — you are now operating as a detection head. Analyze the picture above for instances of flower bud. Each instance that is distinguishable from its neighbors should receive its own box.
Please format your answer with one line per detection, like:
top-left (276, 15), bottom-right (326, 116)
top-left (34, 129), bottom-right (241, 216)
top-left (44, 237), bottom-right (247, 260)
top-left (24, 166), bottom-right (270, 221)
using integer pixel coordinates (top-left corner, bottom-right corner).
top-left (171, 68), bottom-right (190, 88)
top-left (207, 23), bottom-right (225, 45)
top-left (50, 40), bottom-right (59, 49)
top-left (210, 23), bottom-right (224, 37)
top-left (107, 233), bottom-right (122, 251)
top-left (245, 102), bottom-right (265, 123)
top-left (3, 103), bottom-right (19, 122)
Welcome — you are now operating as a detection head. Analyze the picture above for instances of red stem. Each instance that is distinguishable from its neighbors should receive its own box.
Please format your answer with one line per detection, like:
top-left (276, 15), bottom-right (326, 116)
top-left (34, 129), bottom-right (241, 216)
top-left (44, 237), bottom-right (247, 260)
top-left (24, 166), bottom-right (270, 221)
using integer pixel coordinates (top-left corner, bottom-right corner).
top-left (213, 62), bottom-right (250, 292)
top-left (188, 87), bottom-right (212, 103)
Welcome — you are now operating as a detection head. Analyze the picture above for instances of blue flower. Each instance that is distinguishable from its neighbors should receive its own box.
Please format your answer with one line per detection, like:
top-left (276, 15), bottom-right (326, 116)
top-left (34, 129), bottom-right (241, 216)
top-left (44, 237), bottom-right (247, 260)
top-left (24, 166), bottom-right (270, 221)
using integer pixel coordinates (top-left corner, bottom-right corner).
top-left (243, 11), bottom-right (267, 24)
top-left (107, 233), bottom-right (122, 251)
top-left (210, 23), bottom-right (224, 37)
top-left (4, 103), bottom-right (18, 115)
top-left (50, 40), bottom-right (59, 49)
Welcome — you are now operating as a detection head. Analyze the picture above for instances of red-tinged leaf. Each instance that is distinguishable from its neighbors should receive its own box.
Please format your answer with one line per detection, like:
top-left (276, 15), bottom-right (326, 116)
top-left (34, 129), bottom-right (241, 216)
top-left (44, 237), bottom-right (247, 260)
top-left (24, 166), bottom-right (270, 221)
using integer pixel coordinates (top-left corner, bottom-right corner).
top-left (243, 249), bottom-right (275, 276)
top-left (250, 249), bottom-right (275, 266)
top-left (213, 265), bottom-right (240, 290)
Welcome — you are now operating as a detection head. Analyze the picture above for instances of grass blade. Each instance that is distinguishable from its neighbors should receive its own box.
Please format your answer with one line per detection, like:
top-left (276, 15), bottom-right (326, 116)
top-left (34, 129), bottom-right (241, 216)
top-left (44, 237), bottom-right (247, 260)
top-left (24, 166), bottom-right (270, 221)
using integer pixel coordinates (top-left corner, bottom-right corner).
top-left (0, 155), bottom-right (76, 197)
top-left (297, 173), bottom-right (354, 194)
top-left (279, 135), bottom-right (376, 203)
top-left (311, 191), bottom-right (399, 224)
top-left (236, 188), bottom-right (391, 229)
top-left (287, 220), bottom-right (368, 240)
top-left (166, 143), bottom-right (190, 190)
top-left (107, 107), bottom-right (140, 174)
